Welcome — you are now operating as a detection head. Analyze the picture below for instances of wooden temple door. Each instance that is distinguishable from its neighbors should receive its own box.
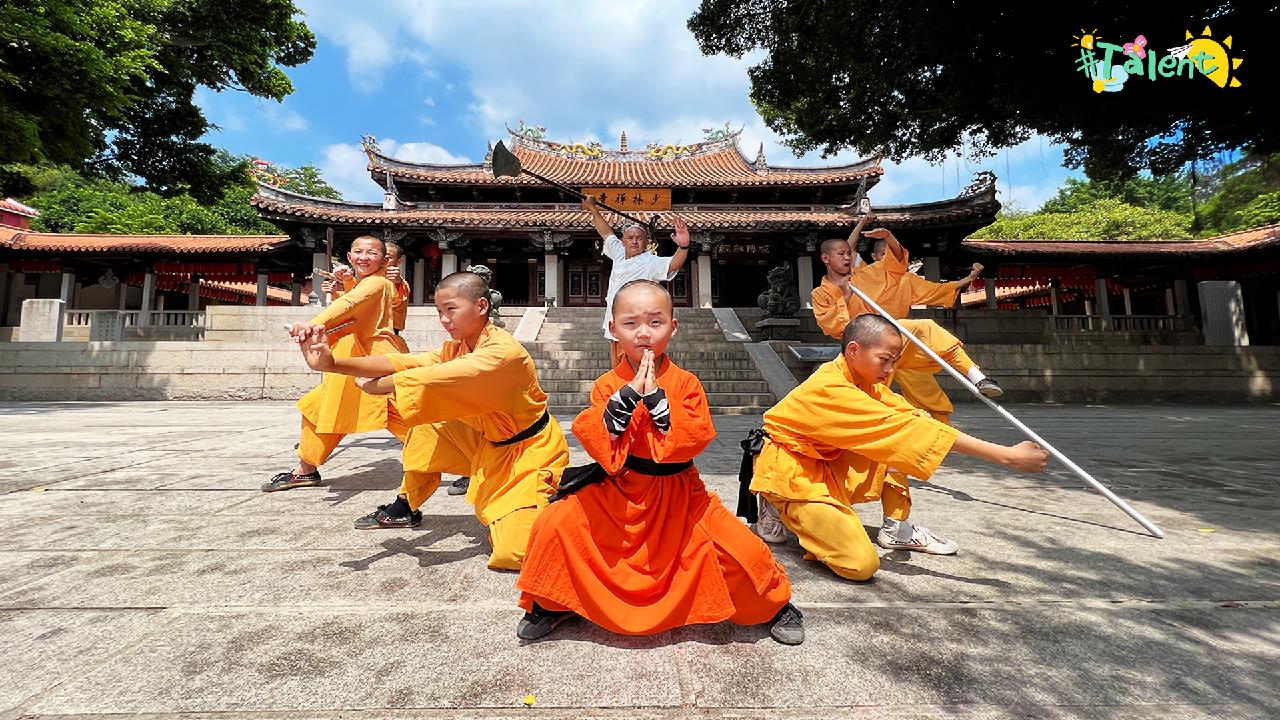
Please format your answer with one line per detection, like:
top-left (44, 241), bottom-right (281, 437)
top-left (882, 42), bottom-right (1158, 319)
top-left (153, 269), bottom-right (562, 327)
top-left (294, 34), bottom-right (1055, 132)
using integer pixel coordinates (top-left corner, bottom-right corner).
top-left (567, 261), bottom-right (606, 306)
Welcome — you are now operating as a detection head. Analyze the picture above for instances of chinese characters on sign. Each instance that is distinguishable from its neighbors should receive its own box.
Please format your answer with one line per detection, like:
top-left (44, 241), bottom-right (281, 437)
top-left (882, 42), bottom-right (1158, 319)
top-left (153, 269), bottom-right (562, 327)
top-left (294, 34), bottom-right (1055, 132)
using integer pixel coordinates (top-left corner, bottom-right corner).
top-left (580, 188), bottom-right (672, 211)
top-left (713, 242), bottom-right (773, 260)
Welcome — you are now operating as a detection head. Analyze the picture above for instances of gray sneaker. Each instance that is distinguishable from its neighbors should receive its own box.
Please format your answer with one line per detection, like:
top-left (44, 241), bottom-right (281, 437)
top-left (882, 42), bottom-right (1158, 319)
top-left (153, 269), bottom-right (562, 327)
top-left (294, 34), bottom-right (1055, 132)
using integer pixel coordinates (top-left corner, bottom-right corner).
top-left (769, 603), bottom-right (805, 645)
top-left (447, 476), bottom-right (471, 496)
top-left (876, 524), bottom-right (959, 555)
top-left (753, 497), bottom-right (788, 544)
top-left (976, 378), bottom-right (1003, 398)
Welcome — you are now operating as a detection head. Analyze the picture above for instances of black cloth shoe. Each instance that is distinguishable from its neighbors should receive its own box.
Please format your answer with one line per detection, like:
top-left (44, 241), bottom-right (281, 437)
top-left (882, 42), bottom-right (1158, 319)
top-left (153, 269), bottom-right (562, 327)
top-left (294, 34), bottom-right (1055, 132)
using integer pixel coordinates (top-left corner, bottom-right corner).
top-left (769, 603), bottom-right (805, 645)
top-left (516, 603), bottom-right (574, 640)
top-left (353, 505), bottom-right (423, 530)
top-left (976, 378), bottom-right (1004, 398)
top-left (447, 476), bottom-right (471, 496)
top-left (261, 470), bottom-right (321, 492)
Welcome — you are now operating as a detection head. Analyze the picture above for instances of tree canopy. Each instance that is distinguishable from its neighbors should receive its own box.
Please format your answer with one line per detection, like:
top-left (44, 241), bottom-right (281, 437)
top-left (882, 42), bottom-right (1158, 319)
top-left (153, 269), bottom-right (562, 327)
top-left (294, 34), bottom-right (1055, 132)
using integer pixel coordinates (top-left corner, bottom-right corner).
top-left (688, 2), bottom-right (1278, 182)
top-left (3, 153), bottom-right (339, 236)
top-left (0, 0), bottom-right (315, 200)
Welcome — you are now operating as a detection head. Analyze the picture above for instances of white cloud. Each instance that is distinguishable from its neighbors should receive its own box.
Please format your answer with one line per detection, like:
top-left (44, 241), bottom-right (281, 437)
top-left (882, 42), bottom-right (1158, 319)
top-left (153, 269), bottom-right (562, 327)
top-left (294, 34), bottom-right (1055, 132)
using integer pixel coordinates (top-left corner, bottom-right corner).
top-left (299, 0), bottom-right (1078, 204)
top-left (320, 138), bottom-right (471, 201)
top-left (261, 103), bottom-right (310, 132)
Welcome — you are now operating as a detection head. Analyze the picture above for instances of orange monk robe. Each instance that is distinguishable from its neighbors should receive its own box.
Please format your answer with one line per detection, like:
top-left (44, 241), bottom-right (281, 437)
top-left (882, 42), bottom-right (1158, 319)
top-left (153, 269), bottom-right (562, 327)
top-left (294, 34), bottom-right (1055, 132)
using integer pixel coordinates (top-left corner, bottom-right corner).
top-left (810, 250), bottom-right (975, 423)
top-left (517, 358), bottom-right (791, 635)
top-left (752, 357), bottom-right (960, 580)
top-left (297, 276), bottom-right (410, 449)
top-left (384, 323), bottom-right (569, 570)
top-left (339, 274), bottom-right (409, 330)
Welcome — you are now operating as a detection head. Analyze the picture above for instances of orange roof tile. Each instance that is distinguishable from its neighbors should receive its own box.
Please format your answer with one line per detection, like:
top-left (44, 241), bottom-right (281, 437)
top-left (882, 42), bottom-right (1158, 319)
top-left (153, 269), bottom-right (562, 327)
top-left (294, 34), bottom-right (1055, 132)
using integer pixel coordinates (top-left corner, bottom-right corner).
top-left (0, 226), bottom-right (291, 254)
top-left (1, 198), bottom-right (40, 218)
top-left (963, 224), bottom-right (1280, 257)
top-left (368, 129), bottom-right (883, 188)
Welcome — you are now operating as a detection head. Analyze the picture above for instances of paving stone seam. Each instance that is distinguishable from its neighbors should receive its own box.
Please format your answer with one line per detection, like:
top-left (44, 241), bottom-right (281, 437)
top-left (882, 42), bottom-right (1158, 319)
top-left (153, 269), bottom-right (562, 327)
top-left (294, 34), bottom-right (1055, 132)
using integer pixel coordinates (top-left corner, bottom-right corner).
top-left (1, 599), bottom-right (1274, 613)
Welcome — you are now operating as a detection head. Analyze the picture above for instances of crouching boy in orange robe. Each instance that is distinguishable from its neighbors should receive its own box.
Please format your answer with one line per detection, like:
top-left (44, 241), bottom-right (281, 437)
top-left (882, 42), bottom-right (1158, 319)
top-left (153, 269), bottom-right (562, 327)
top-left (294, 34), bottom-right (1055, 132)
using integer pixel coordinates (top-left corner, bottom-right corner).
top-left (295, 271), bottom-right (568, 571)
top-left (747, 314), bottom-right (1049, 579)
top-left (514, 280), bottom-right (802, 644)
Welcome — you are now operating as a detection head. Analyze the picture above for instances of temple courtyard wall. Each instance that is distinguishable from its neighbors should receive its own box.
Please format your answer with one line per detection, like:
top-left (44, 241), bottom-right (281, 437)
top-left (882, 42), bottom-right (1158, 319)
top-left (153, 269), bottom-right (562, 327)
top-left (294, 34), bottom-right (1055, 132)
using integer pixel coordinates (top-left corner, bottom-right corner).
top-left (1, 305), bottom-right (1278, 406)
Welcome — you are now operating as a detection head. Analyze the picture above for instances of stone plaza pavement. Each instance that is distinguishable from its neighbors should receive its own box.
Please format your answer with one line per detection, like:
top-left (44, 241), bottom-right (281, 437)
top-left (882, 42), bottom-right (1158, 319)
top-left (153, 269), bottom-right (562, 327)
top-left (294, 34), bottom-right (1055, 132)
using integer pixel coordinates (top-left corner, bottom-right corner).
top-left (1, 401), bottom-right (1278, 719)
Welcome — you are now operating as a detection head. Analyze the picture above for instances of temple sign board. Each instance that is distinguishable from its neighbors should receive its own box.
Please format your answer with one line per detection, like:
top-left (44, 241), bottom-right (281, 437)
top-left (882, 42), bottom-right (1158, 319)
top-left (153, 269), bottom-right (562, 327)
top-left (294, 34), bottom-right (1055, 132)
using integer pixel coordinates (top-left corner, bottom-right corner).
top-left (580, 188), bottom-right (671, 212)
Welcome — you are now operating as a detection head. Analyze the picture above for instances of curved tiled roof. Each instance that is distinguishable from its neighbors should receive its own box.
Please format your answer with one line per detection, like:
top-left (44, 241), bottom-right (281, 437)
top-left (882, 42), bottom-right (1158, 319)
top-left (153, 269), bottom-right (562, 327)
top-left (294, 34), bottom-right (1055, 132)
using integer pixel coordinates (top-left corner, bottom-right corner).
top-left (1, 198), bottom-right (40, 218)
top-left (963, 223), bottom-right (1280, 257)
top-left (0, 225), bottom-right (291, 254)
top-left (252, 183), bottom-right (998, 232)
top-left (366, 129), bottom-right (883, 188)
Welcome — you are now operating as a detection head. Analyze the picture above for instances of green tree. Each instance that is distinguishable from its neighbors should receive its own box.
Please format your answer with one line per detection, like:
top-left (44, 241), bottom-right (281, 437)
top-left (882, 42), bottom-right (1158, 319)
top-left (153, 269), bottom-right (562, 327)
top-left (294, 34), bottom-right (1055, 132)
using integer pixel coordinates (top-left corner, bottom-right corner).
top-left (0, 0), bottom-right (315, 199)
top-left (688, 2), bottom-right (1277, 182)
top-left (1040, 174), bottom-right (1192, 214)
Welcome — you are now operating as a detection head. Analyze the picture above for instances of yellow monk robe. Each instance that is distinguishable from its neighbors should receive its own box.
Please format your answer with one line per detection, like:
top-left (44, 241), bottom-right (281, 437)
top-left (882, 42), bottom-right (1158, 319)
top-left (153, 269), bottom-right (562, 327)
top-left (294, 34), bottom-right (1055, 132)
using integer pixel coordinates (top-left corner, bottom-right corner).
top-left (752, 357), bottom-right (959, 581)
top-left (517, 358), bottom-right (791, 634)
top-left (384, 322), bottom-right (569, 570)
top-left (338, 274), bottom-right (409, 331)
top-left (810, 249), bottom-right (976, 423)
top-left (296, 275), bottom-right (411, 465)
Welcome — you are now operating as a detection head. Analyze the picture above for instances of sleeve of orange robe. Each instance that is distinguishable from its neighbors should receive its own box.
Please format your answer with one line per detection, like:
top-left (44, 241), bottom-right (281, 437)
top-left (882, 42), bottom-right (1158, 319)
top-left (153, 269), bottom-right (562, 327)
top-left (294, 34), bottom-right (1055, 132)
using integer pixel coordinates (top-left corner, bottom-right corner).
top-left (391, 279), bottom-right (409, 328)
top-left (389, 340), bottom-right (521, 426)
top-left (771, 380), bottom-right (960, 480)
top-left (811, 284), bottom-right (850, 341)
top-left (309, 276), bottom-right (392, 343)
top-left (903, 274), bottom-right (965, 308)
top-left (571, 366), bottom-right (717, 474)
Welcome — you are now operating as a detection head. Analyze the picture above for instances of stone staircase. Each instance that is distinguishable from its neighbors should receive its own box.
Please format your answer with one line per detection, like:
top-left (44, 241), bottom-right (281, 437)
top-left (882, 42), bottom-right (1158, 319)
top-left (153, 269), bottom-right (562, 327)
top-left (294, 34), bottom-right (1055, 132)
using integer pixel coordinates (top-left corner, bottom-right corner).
top-left (524, 306), bottom-right (777, 415)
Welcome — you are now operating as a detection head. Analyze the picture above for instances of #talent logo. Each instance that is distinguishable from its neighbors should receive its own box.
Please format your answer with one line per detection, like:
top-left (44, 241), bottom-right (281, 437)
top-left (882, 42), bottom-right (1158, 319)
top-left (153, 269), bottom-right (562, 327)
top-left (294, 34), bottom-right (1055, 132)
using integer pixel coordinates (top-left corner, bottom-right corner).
top-left (1072, 26), bottom-right (1243, 93)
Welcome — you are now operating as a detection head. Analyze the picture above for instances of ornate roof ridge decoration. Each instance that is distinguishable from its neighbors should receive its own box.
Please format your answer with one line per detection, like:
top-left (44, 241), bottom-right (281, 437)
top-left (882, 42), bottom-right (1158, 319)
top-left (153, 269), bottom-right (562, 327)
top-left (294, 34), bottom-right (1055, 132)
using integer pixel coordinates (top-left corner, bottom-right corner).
top-left (504, 123), bottom-right (746, 163)
top-left (875, 172), bottom-right (1000, 213)
top-left (959, 170), bottom-right (998, 199)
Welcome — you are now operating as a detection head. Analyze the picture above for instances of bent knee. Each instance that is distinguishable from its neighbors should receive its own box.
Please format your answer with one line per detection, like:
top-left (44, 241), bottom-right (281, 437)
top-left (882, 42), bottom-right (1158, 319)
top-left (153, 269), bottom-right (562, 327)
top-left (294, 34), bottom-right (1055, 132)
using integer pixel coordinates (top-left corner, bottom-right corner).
top-left (827, 554), bottom-right (879, 581)
top-left (487, 546), bottom-right (524, 571)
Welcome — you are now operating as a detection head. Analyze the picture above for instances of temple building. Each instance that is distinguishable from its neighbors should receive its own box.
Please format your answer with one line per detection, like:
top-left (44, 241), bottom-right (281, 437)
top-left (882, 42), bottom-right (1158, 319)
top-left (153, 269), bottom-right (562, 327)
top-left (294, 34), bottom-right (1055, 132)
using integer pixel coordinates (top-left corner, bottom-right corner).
top-left (250, 124), bottom-right (1001, 308)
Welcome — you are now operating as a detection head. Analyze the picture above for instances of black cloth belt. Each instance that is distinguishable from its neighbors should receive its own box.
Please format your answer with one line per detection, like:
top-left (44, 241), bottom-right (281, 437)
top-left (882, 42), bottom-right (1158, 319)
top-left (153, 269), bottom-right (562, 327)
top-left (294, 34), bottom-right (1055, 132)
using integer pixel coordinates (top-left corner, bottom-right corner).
top-left (549, 455), bottom-right (694, 503)
top-left (393, 328), bottom-right (402, 336)
top-left (493, 410), bottom-right (550, 447)
top-left (736, 427), bottom-right (770, 523)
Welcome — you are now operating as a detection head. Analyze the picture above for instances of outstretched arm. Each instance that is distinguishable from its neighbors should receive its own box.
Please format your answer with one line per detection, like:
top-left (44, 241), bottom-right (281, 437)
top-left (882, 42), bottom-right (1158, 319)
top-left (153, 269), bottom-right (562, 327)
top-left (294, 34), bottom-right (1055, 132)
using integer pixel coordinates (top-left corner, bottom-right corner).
top-left (667, 216), bottom-right (691, 274)
top-left (294, 325), bottom-right (395, 378)
top-left (951, 433), bottom-right (1048, 472)
top-left (581, 195), bottom-right (616, 242)
top-left (863, 226), bottom-right (905, 263)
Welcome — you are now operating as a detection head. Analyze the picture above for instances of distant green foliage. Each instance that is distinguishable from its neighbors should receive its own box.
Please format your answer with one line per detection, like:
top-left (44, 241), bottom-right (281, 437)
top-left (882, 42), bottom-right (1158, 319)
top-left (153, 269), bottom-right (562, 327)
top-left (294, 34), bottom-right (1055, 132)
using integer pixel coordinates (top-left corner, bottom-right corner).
top-left (970, 199), bottom-right (1193, 241)
top-left (1040, 174), bottom-right (1191, 215)
top-left (4, 152), bottom-right (337, 235)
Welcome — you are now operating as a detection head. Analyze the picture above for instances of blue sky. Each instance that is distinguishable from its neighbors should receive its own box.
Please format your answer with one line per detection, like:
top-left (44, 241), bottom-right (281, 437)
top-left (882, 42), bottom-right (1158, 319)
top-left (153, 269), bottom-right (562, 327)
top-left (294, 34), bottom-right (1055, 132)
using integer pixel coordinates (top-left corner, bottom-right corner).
top-left (197, 0), bottom-right (1080, 209)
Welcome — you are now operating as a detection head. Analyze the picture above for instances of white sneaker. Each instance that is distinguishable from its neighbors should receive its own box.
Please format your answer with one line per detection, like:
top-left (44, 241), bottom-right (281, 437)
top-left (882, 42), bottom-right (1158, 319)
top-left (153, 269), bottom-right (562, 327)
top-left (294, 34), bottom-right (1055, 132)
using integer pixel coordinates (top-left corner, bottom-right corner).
top-left (876, 524), bottom-right (959, 555)
top-left (753, 497), bottom-right (788, 544)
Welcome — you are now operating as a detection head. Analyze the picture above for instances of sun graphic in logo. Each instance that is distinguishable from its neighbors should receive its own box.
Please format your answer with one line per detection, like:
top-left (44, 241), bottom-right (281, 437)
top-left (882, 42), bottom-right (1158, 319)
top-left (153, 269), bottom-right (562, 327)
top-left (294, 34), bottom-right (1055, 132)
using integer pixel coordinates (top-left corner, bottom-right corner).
top-left (1072, 28), bottom-right (1101, 49)
top-left (1168, 25), bottom-right (1243, 87)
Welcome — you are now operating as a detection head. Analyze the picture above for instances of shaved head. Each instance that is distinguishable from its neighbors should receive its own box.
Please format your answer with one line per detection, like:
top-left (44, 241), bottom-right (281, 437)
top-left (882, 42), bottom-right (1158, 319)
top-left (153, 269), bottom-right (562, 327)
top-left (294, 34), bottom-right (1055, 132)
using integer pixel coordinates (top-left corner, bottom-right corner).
top-left (841, 313), bottom-right (901, 351)
top-left (437, 271), bottom-right (489, 301)
top-left (612, 279), bottom-right (672, 318)
top-left (385, 241), bottom-right (403, 261)
top-left (819, 238), bottom-right (849, 255)
top-left (350, 234), bottom-right (386, 254)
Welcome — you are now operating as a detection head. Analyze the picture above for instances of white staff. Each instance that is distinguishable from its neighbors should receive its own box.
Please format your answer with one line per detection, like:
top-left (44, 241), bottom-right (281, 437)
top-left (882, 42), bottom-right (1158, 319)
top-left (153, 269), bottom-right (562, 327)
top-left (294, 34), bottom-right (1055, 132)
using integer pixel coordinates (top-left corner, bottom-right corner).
top-left (845, 282), bottom-right (1165, 539)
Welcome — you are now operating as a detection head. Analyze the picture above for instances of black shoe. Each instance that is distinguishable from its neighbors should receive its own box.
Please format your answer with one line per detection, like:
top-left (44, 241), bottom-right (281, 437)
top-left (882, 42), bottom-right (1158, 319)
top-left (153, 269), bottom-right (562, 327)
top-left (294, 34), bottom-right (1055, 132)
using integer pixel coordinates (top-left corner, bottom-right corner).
top-left (261, 470), bottom-right (321, 492)
top-left (516, 603), bottom-right (574, 640)
top-left (769, 603), bottom-right (805, 645)
top-left (353, 505), bottom-right (423, 529)
top-left (976, 378), bottom-right (1003, 398)
top-left (447, 476), bottom-right (471, 496)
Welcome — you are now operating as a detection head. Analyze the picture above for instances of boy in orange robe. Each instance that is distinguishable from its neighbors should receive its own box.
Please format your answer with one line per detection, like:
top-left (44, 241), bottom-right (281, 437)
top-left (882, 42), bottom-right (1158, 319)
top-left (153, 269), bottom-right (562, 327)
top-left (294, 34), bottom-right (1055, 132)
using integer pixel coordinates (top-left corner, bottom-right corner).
top-left (327, 241), bottom-right (411, 334)
top-left (295, 271), bottom-right (568, 571)
top-left (264, 235), bottom-right (410, 492)
top-left (514, 280), bottom-right (802, 644)
top-left (749, 314), bottom-right (1048, 577)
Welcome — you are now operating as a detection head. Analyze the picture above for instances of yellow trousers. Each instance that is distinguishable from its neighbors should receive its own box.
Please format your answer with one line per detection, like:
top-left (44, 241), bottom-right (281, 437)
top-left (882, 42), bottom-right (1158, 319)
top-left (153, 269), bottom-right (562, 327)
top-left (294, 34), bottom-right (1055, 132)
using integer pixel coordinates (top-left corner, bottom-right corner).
top-left (398, 418), bottom-right (545, 571)
top-left (297, 406), bottom-right (408, 467)
top-left (772, 472), bottom-right (912, 582)
top-left (891, 319), bottom-right (978, 425)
